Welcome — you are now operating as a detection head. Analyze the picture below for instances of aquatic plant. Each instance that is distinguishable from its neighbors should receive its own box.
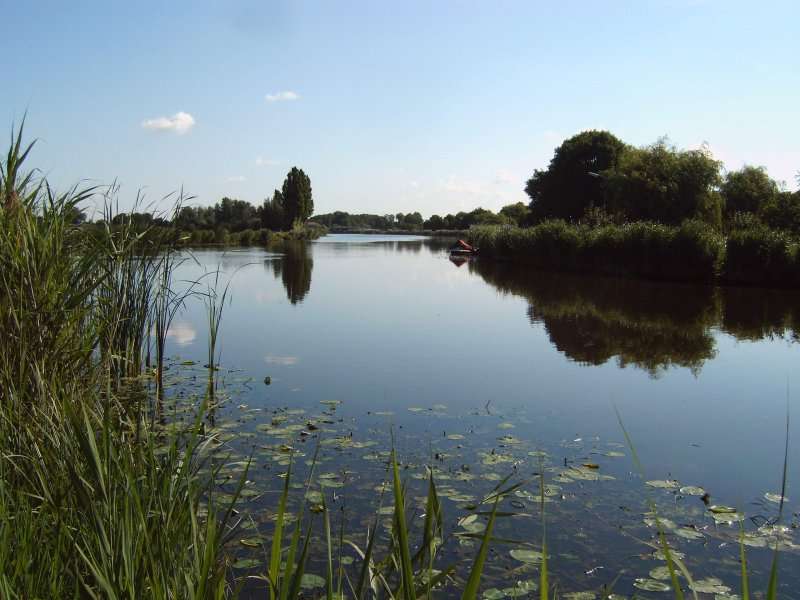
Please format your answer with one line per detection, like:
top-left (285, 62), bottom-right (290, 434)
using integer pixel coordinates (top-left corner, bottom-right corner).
top-left (470, 221), bottom-right (800, 289)
top-left (0, 121), bottom-right (235, 598)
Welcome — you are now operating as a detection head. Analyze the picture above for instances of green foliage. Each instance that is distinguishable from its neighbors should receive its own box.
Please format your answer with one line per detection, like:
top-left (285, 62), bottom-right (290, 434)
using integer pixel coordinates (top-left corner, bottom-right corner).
top-left (262, 189), bottom-right (286, 230)
top-left (760, 190), bottom-right (800, 234)
top-left (471, 220), bottom-right (726, 283)
top-left (525, 130), bottom-right (627, 222)
top-left (0, 124), bottom-right (232, 598)
top-left (281, 167), bottom-right (314, 227)
top-left (499, 201), bottom-right (530, 226)
top-left (726, 224), bottom-right (800, 287)
top-left (722, 165), bottom-right (779, 217)
top-left (604, 139), bottom-right (723, 227)
top-left (472, 220), bottom-right (800, 288)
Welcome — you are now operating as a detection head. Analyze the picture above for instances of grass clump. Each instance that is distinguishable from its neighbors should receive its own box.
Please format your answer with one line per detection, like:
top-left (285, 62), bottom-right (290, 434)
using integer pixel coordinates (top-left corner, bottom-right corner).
top-left (0, 122), bottom-right (234, 598)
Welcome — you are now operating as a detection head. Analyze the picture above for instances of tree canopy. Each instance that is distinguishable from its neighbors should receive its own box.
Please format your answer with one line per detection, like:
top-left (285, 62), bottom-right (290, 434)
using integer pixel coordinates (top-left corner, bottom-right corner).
top-left (281, 167), bottom-right (314, 227)
top-left (525, 130), bottom-right (627, 222)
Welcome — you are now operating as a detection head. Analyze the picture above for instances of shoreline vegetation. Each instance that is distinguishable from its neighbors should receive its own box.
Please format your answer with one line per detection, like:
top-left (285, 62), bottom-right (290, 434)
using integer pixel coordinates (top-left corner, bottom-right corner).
top-left (2, 124), bottom-right (794, 597)
top-left (468, 220), bottom-right (800, 288)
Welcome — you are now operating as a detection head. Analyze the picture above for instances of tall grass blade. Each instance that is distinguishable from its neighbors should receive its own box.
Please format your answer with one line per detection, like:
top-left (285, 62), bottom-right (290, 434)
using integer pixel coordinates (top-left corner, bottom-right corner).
top-left (460, 497), bottom-right (499, 600)
top-left (323, 494), bottom-right (335, 600)
top-left (539, 465), bottom-right (548, 600)
top-left (269, 458), bottom-right (293, 600)
top-left (615, 407), bottom-right (691, 600)
top-left (391, 449), bottom-right (417, 600)
top-left (766, 400), bottom-right (790, 600)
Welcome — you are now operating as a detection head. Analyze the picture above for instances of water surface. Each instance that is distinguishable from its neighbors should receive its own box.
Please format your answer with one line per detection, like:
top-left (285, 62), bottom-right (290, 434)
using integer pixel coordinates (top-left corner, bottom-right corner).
top-left (167, 234), bottom-right (800, 597)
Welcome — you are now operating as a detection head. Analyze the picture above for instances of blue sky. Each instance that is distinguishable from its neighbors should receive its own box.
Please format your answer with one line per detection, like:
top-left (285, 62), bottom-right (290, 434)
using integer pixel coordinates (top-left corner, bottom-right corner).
top-left (1, 0), bottom-right (798, 217)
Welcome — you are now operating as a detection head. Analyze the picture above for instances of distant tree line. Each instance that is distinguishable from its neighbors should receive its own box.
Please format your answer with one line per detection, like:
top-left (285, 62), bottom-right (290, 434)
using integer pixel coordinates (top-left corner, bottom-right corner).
top-left (310, 203), bottom-right (531, 232)
top-left (173, 166), bottom-right (314, 233)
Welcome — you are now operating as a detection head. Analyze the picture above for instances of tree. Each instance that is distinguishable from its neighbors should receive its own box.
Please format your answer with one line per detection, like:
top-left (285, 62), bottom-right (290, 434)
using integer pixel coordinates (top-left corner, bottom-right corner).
top-left (604, 139), bottom-right (723, 226)
top-left (760, 190), bottom-right (800, 234)
top-left (281, 167), bottom-right (314, 227)
top-left (424, 214), bottom-right (444, 230)
top-left (261, 190), bottom-right (286, 230)
top-left (499, 202), bottom-right (531, 226)
top-left (525, 130), bottom-right (627, 222)
top-left (721, 165), bottom-right (778, 217)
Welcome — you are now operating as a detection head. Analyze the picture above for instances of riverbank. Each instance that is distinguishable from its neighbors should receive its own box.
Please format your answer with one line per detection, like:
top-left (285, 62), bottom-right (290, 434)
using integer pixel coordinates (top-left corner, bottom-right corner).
top-left (469, 221), bottom-right (800, 288)
top-left (82, 221), bottom-right (328, 248)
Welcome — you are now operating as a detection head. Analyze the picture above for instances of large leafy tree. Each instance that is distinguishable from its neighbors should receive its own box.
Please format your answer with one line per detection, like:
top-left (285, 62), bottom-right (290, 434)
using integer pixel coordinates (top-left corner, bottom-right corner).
top-left (525, 130), bottom-right (627, 222)
top-left (721, 165), bottom-right (778, 216)
top-left (281, 167), bottom-right (314, 227)
top-left (604, 140), bottom-right (723, 226)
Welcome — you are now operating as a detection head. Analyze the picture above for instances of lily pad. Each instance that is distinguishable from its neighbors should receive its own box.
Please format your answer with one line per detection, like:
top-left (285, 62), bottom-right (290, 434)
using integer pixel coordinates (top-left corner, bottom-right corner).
top-left (690, 577), bottom-right (730, 594)
top-left (300, 573), bottom-right (326, 589)
top-left (232, 558), bottom-right (261, 569)
top-left (646, 480), bottom-right (680, 489)
top-left (509, 548), bottom-right (545, 564)
top-left (633, 578), bottom-right (671, 591)
top-left (764, 492), bottom-right (789, 503)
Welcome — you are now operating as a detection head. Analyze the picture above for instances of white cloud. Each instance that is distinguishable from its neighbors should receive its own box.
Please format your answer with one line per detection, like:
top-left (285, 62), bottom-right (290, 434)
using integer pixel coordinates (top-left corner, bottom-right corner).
top-left (226, 175), bottom-right (246, 183)
top-left (264, 91), bottom-right (299, 102)
top-left (141, 111), bottom-right (196, 134)
top-left (441, 175), bottom-right (486, 196)
top-left (493, 169), bottom-right (516, 185)
top-left (255, 156), bottom-right (280, 167)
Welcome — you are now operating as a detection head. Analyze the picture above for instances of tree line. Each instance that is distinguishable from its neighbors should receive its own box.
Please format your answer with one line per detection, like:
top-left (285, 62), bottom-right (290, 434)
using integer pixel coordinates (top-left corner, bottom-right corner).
top-left (524, 130), bottom-right (799, 234)
top-left (320, 130), bottom-right (799, 236)
top-left (310, 203), bottom-right (531, 232)
top-left (105, 167), bottom-right (315, 235)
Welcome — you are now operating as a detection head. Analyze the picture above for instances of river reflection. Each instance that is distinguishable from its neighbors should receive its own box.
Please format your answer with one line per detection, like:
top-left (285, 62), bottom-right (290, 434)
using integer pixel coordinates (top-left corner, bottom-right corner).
top-left (469, 259), bottom-right (800, 376)
top-left (266, 242), bottom-right (314, 305)
top-left (170, 237), bottom-right (800, 598)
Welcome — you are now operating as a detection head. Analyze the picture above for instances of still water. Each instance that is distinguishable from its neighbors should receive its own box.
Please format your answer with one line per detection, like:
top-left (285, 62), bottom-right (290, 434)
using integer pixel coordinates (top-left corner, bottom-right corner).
top-left (166, 234), bottom-right (799, 597)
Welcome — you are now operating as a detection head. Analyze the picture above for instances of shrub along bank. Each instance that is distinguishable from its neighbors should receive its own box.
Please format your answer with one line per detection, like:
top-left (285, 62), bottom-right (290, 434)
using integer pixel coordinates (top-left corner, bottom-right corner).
top-left (469, 222), bottom-right (800, 288)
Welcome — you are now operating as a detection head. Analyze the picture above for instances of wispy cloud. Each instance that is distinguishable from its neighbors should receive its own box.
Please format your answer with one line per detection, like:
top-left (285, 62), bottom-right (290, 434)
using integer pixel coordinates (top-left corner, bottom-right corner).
top-left (265, 91), bottom-right (299, 102)
top-left (440, 175), bottom-right (485, 195)
top-left (226, 175), bottom-right (246, 183)
top-left (255, 156), bottom-right (280, 167)
top-left (493, 169), bottom-right (516, 185)
top-left (141, 111), bottom-right (196, 134)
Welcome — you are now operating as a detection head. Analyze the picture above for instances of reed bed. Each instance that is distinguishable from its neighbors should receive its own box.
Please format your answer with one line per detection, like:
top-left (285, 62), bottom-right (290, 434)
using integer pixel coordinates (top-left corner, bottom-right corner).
top-left (470, 222), bottom-right (800, 288)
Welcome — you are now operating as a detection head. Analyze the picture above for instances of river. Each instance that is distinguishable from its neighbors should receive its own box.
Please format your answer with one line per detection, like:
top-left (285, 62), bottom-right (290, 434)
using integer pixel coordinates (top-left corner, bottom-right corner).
top-left (164, 234), bottom-right (800, 597)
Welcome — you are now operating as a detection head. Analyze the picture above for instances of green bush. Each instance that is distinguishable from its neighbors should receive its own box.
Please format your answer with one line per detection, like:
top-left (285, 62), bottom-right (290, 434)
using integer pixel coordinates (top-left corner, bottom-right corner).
top-left (470, 220), bottom-right (725, 283)
top-left (725, 226), bottom-right (800, 287)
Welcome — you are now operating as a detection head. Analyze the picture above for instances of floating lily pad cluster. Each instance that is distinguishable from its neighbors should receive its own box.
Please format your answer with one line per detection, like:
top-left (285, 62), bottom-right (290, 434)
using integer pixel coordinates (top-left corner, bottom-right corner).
top-left (150, 359), bottom-right (799, 597)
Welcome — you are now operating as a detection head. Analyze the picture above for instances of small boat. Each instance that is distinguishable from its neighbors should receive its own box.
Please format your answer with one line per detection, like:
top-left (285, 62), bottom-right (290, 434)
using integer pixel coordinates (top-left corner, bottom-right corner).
top-left (449, 239), bottom-right (478, 257)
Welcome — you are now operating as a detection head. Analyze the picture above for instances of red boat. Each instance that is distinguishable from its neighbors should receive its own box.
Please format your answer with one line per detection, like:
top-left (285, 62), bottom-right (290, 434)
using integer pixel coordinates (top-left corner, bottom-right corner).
top-left (449, 239), bottom-right (478, 257)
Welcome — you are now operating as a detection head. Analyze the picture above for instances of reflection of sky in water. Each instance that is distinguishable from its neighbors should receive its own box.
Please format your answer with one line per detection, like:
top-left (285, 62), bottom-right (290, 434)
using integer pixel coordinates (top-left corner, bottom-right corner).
top-left (166, 238), bottom-right (800, 595)
top-left (264, 354), bottom-right (298, 366)
top-left (165, 321), bottom-right (196, 346)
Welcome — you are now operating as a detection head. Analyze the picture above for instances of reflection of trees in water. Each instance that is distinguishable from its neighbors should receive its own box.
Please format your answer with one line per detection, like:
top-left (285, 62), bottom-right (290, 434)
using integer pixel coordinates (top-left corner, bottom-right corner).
top-left (470, 261), bottom-right (800, 376)
top-left (720, 286), bottom-right (800, 342)
top-left (267, 242), bottom-right (313, 305)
